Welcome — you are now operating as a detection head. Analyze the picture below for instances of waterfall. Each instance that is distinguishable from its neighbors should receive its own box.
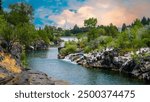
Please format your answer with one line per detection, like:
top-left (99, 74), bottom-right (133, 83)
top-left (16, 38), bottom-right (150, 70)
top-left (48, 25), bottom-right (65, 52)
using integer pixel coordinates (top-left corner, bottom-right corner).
top-left (63, 54), bottom-right (77, 64)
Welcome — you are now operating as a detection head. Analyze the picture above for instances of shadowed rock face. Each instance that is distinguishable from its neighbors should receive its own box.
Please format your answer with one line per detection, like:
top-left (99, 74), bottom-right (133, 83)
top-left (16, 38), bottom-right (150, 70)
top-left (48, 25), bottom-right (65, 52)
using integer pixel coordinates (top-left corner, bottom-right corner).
top-left (27, 40), bottom-right (49, 51)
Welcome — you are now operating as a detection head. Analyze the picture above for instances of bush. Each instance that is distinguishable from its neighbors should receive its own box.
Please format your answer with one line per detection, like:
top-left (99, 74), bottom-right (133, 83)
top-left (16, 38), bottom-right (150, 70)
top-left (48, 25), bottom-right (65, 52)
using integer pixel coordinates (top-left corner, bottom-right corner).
top-left (60, 44), bottom-right (77, 55)
top-left (83, 46), bottom-right (92, 53)
top-left (21, 49), bottom-right (27, 67)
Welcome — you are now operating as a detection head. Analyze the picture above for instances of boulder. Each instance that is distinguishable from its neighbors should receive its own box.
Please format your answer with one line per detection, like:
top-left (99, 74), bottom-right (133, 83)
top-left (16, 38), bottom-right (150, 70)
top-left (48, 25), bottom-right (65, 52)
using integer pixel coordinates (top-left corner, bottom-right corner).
top-left (10, 42), bottom-right (23, 67)
top-left (34, 40), bottom-right (49, 50)
top-left (6, 70), bottom-right (55, 85)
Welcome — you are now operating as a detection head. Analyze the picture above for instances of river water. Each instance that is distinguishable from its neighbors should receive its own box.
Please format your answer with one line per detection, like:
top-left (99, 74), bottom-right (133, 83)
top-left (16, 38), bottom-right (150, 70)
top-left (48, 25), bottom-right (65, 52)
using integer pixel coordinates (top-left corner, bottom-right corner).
top-left (27, 47), bottom-right (145, 85)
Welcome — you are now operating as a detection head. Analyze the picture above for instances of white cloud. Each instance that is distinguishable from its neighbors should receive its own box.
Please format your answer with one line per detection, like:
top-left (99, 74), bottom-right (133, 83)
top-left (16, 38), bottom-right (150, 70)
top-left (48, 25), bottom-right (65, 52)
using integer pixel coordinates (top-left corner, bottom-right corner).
top-left (35, 7), bottom-right (56, 27)
top-left (37, 0), bottom-right (150, 28)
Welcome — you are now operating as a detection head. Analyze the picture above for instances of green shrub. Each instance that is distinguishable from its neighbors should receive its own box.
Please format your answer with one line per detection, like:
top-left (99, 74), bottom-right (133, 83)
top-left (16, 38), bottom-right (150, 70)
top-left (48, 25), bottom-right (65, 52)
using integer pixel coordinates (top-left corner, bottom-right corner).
top-left (84, 46), bottom-right (92, 53)
top-left (60, 44), bottom-right (77, 55)
top-left (21, 49), bottom-right (27, 67)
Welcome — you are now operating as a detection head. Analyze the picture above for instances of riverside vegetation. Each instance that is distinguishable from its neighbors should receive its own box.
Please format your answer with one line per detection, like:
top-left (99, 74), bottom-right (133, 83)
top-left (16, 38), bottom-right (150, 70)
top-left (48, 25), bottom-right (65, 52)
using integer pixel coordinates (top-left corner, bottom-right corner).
top-left (0, 0), bottom-right (149, 84)
top-left (0, 1), bottom-right (67, 85)
top-left (58, 17), bottom-right (150, 83)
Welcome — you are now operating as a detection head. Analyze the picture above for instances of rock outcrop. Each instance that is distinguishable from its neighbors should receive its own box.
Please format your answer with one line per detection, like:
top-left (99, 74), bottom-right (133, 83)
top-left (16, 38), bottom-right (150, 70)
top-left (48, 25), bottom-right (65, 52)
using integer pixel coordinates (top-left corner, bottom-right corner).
top-left (0, 41), bottom-right (68, 85)
top-left (60, 48), bottom-right (150, 82)
top-left (27, 40), bottom-right (49, 51)
top-left (5, 70), bottom-right (55, 85)
top-left (0, 69), bottom-right (69, 85)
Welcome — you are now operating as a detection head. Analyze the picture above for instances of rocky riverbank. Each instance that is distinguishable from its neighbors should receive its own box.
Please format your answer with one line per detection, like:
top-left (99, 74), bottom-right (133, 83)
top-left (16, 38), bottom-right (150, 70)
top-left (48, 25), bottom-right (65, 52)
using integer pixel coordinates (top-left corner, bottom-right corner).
top-left (1, 70), bottom-right (69, 85)
top-left (27, 40), bottom-right (49, 51)
top-left (0, 40), bottom-right (68, 85)
top-left (58, 47), bottom-right (150, 83)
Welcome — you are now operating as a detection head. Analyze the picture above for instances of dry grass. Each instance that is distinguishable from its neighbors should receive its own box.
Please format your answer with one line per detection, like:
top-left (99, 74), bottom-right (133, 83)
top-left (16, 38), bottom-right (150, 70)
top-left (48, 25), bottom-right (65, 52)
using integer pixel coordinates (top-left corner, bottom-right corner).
top-left (0, 73), bottom-right (7, 78)
top-left (0, 52), bottom-right (22, 73)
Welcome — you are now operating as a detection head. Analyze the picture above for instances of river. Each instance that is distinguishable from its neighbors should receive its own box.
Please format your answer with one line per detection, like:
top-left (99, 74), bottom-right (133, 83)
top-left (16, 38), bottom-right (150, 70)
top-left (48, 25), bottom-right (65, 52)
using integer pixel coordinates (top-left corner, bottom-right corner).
top-left (27, 47), bottom-right (145, 85)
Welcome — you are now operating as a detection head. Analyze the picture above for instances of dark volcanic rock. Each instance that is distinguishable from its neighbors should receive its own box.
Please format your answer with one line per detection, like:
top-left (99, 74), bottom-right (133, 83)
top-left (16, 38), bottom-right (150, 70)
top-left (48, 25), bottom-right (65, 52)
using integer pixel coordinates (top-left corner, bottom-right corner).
top-left (61, 47), bottom-right (150, 82)
top-left (121, 60), bottom-right (138, 73)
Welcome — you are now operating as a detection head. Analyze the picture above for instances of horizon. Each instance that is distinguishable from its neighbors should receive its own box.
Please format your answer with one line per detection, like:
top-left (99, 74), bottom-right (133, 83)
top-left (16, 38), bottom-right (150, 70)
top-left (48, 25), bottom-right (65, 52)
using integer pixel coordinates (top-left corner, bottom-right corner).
top-left (3, 0), bottom-right (150, 28)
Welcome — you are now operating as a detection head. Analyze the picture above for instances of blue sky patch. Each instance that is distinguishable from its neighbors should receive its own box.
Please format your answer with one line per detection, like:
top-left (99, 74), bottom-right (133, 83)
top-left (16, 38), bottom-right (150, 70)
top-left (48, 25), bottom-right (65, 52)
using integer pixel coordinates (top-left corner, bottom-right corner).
top-left (3, 0), bottom-right (85, 27)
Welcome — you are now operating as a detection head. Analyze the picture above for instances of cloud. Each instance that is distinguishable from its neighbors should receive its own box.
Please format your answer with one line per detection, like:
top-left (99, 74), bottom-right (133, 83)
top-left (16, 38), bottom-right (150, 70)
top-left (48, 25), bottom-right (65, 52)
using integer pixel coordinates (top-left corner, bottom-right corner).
top-left (47, 0), bottom-right (150, 28)
top-left (49, 6), bottom-right (96, 28)
top-left (34, 7), bottom-right (56, 28)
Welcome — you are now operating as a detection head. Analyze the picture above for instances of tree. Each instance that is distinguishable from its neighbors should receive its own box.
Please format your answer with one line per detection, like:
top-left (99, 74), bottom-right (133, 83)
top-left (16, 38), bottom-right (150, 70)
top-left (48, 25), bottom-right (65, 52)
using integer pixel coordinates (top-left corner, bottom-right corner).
top-left (44, 25), bottom-right (54, 41)
top-left (132, 19), bottom-right (143, 28)
top-left (71, 24), bottom-right (81, 34)
top-left (88, 28), bottom-right (99, 41)
top-left (0, 15), bottom-right (7, 34)
top-left (84, 18), bottom-right (97, 28)
top-left (141, 17), bottom-right (147, 25)
top-left (38, 28), bottom-right (50, 44)
top-left (16, 23), bottom-right (37, 46)
top-left (84, 18), bottom-right (98, 41)
top-left (97, 28), bottom-right (106, 35)
top-left (0, 0), bottom-right (2, 10)
top-left (141, 25), bottom-right (150, 47)
top-left (0, 15), bottom-right (18, 51)
top-left (104, 23), bottom-right (118, 37)
top-left (6, 2), bottom-right (33, 25)
top-left (0, 0), bottom-right (3, 15)
top-left (147, 18), bottom-right (150, 25)
top-left (109, 23), bottom-right (118, 37)
top-left (122, 23), bottom-right (127, 31)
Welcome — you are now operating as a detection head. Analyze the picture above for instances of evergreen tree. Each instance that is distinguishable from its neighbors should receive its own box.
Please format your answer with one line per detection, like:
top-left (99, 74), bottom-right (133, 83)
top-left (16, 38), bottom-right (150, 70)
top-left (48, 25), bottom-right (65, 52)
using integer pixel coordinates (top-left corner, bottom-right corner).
top-left (122, 23), bottom-right (127, 31)
top-left (132, 19), bottom-right (143, 28)
top-left (147, 18), bottom-right (150, 25)
top-left (71, 24), bottom-right (80, 34)
top-left (110, 23), bottom-right (118, 37)
top-left (141, 17), bottom-right (147, 25)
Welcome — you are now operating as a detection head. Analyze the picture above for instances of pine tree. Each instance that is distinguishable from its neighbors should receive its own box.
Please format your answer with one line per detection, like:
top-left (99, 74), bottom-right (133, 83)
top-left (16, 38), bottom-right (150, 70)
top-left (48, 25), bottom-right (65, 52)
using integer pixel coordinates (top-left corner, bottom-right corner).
top-left (122, 23), bottom-right (127, 31)
top-left (141, 17), bottom-right (147, 25)
top-left (147, 18), bottom-right (150, 25)
top-left (132, 19), bottom-right (143, 28)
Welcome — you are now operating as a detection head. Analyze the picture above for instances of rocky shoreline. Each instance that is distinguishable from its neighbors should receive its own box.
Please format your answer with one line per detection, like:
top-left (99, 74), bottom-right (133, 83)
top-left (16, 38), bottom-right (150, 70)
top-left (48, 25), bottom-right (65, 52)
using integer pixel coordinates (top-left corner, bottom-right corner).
top-left (0, 70), bottom-right (69, 85)
top-left (0, 40), bottom-right (68, 85)
top-left (58, 47), bottom-right (150, 83)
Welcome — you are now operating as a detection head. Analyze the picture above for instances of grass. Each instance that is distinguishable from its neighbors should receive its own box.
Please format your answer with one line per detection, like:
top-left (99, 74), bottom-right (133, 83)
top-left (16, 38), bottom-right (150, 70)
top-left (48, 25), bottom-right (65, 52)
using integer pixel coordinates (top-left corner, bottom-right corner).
top-left (0, 52), bottom-right (22, 73)
top-left (0, 73), bottom-right (7, 78)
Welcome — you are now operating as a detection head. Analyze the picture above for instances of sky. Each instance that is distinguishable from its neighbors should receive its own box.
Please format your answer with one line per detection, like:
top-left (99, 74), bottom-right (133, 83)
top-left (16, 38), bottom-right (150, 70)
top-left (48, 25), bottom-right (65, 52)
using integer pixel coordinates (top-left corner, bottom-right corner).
top-left (3, 0), bottom-right (150, 28)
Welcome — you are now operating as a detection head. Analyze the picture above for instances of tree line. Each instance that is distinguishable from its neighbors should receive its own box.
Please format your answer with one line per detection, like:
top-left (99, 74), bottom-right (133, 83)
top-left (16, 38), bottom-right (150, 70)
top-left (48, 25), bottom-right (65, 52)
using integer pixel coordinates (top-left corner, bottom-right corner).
top-left (60, 17), bottom-right (150, 55)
